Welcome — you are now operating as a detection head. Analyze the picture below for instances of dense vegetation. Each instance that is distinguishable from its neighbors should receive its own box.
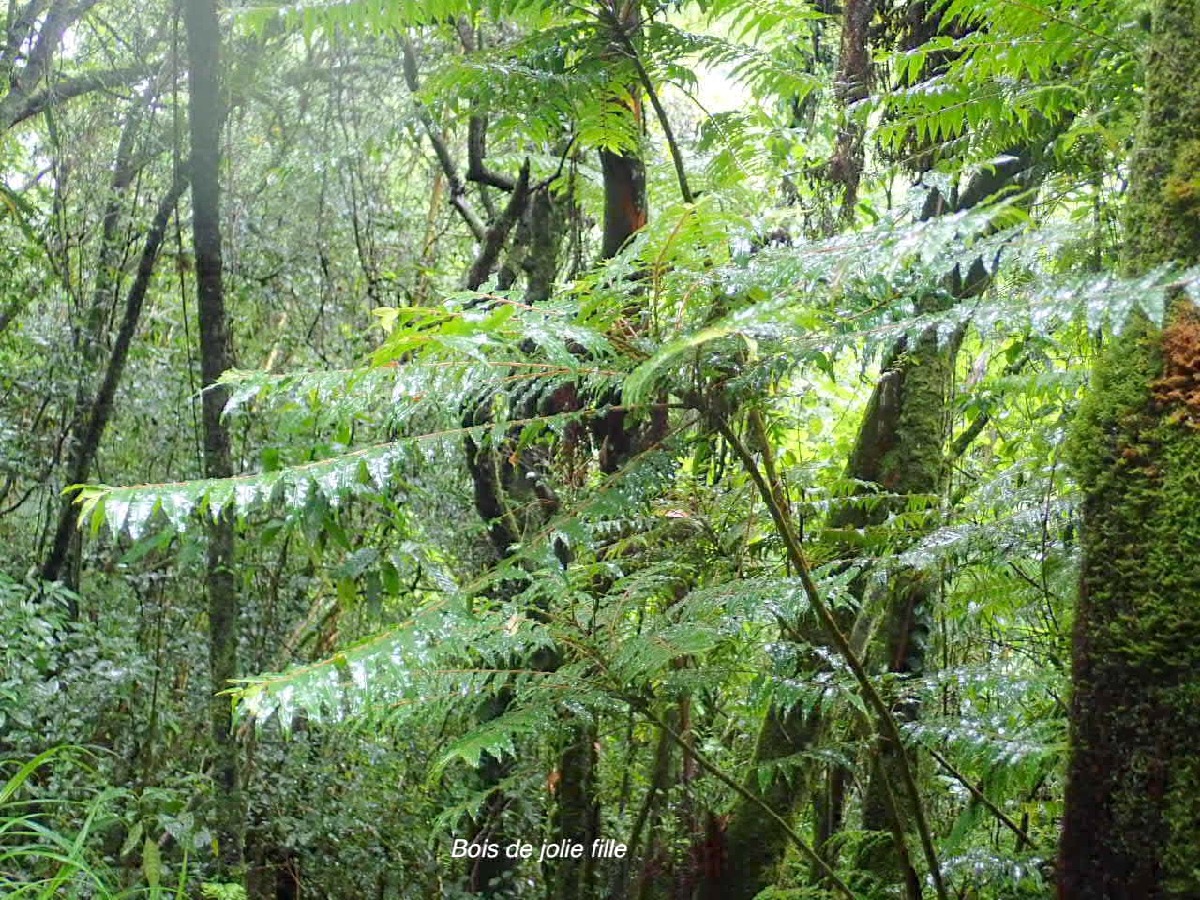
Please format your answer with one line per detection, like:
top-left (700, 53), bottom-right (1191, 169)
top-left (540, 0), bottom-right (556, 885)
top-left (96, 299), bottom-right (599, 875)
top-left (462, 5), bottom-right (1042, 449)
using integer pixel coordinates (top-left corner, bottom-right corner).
top-left (2, 0), bottom-right (1198, 897)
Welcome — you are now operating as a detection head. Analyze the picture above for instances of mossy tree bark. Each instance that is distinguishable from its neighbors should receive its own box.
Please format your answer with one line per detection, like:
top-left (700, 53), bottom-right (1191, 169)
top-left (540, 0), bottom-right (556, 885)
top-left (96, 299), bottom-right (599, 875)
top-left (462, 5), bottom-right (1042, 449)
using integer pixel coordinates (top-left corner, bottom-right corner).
top-left (1058, 1), bottom-right (1200, 896)
top-left (850, 154), bottom-right (1034, 887)
top-left (849, 324), bottom-right (956, 897)
top-left (183, 0), bottom-right (244, 879)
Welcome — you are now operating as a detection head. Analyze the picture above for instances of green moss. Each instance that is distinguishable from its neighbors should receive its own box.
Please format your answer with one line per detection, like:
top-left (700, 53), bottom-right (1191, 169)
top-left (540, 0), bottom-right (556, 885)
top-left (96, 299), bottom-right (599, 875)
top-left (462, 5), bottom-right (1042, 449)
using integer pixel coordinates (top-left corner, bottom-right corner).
top-left (1064, 305), bottom-right (1200, 894)
top-left (882, 328), bottom-right (955, 495)
top-left (1163, 730), bottom-right (1200, 892)
top-left (1076, 304), bottom-right (1200, 669)
top-left (1061, 2), bottom-right (1200, 894)
top-left (1122, 0), bottom-right (1200, 272)
top-left (1066, 312), bottom-right (1160, 493)
top-left (1163, 140), bottom-right (1200, 219)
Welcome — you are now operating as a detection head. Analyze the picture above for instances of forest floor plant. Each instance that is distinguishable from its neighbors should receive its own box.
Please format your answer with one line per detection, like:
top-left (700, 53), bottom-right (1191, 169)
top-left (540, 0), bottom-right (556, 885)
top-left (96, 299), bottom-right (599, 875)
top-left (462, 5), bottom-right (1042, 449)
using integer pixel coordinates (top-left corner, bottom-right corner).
top-left (0, 746), bottom-right (189, 899)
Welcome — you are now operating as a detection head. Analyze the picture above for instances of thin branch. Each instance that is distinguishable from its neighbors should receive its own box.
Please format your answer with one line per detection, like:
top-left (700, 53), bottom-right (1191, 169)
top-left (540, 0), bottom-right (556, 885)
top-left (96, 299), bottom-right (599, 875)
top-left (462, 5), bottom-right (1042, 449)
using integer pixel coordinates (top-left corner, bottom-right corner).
top-left (43, 168), bottom-right (191, 590)
top-left (2, 66), bottom-right (143, 130)
top-left (637, 704), bottom-right (858, 900)
top-left (989, 0), bottom-right (1133, 52)
top-left (399, 32), bottom-right (486, 242)
top-left (598, 5), bottom-right (693, 205)
top-left (716, 416), bottom-right (949, 900)
top-left (465, 160), bottom-right (530, 290)
top-left (2, 0), bottom-right (50, 74)
top-left (467, 114), bottom-right (516, 191)
top-left (748, 407), bottom-right (791, 540)
top-left (11, 0), bottom-right (75, 94)
top-left (948, 350), bottom-right (1031, 460)
top-left (924, 743), bottom-right (1039, 849)
top-left (532, 135), bottom-right (578, 192)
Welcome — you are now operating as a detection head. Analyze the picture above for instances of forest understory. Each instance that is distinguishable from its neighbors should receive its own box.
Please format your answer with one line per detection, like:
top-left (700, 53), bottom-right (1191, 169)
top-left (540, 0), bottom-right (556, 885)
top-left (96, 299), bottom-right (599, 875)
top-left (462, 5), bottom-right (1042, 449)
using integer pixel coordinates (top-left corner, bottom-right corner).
top-left (2, 0), bottom-right (1200, 898)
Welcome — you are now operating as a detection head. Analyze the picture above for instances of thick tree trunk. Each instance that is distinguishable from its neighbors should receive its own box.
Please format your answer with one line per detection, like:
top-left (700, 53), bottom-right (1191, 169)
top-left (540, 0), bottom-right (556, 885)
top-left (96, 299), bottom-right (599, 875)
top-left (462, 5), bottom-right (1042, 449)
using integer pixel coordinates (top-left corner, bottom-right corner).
top-left (183, 0), bottom-right (244, 878)
top-left (455, 6), bottom-right (650, 894)
top-left (851, 326), bottom-right (956, 897)
top-left (1058, 1), bottom-right (1200, 896)
top-left (455, 134), bottom-right (564, 900)
top-left (591, 0), bottom-right (655, 475)
top-left (848, 153), bottom-right (1032, 887)
top-left (600, 146), bottom-right (647, 260)
top-left (0, 0), bottom-right (142, 131)
top-left (598, 1), bottom-right (647, 262)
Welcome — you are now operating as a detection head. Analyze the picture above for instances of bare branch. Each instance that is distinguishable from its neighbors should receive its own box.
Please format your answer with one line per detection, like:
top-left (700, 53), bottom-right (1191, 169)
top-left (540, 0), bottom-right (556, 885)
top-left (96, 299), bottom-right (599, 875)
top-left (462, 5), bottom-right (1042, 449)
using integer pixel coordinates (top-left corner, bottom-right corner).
top-left (465, 160), bottom-right (530, 291)
top-left (2, 0), bottom-right (51, 75)
top-left (466, 113), bottom-right (516, 191)
top-left (1, 66), bottom-right (144, 130)
top-left (925, 743), bottom-right (1039, 849)
top-left (399, 32), bottom-right (486, 242)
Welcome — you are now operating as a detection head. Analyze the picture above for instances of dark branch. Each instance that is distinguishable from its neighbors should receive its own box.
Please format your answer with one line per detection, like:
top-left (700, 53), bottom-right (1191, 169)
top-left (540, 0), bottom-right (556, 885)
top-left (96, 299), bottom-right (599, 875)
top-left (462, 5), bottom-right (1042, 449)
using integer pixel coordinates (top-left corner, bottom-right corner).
top-left (467, 113), bottom-right (516, 191)
top-left (2, 66), bottom-right (143, 130)
top-left (42, 168), bottom-right (190, 590)
top-left (399, 32), bottom-right (486, 242)
top-left (599, 5), bottom-right (693, 204)
top-left (465, 160), bottom-right (530, 291)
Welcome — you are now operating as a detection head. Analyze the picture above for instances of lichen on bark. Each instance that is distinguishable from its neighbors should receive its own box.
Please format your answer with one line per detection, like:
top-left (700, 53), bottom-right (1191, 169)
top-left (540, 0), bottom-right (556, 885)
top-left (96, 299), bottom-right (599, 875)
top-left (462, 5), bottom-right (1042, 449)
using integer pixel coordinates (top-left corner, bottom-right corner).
top-left (1121, 1), bottom-right (1200, 270)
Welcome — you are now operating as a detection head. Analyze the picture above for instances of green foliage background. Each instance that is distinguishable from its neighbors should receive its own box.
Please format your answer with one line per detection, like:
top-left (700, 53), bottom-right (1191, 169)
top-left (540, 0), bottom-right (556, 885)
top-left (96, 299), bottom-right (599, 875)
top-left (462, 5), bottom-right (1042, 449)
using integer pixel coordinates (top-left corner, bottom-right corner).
top-left (0, 0), bottom-right (1190, 897)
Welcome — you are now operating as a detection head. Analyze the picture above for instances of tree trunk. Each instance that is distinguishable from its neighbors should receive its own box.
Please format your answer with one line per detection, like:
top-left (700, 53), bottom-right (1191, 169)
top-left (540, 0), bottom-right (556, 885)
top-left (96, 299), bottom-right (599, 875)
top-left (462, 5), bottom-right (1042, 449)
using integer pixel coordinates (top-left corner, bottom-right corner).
top-left (1058, 1), bottom-right (1200, 896)
top-left (828, 0), bottom-right (874, 223)
top-left (847, 152), bottom-right (1033, 887)
top-left (454, 6), bottom-right (651, 894)
top-left (850, 326), bottom-right (956, 898)
top-left (42, 173), bottom-right (189, 594)
top-left (546, 8), bottom-right (651, 897)
top-left (41, 100), bottom-right (145, 594)
top-left (713, 326), bottom-right (954, 900)
top-left (183, 0), bottom-right (244, 878)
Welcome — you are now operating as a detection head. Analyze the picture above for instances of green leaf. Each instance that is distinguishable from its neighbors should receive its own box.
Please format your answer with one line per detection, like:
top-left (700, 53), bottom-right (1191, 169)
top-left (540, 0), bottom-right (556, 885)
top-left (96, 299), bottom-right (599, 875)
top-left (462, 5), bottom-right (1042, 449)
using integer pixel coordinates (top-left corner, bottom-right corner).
top-left (143, 837), bottom-right (162, 888)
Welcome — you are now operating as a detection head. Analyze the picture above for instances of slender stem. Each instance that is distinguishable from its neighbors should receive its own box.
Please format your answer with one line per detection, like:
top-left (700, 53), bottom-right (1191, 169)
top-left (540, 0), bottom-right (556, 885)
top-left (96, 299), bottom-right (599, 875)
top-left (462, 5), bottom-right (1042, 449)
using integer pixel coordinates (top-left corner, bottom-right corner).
top-left (598, 5), bottom-right (693, 205)
top-left (925, 744), bottom-right (1038, 849)
top-left (640, 706), bottom-right (858, 900)
top-left (399, 33), bottom-right (486, 242)
top-left (562, 613), bottom-right (856, 897)
top-left (42, 170), bottom-right (190, 591)
top-left (748, 407), bottom-right (792, 540)
top-left (716, 418), bottom-right (949, 900)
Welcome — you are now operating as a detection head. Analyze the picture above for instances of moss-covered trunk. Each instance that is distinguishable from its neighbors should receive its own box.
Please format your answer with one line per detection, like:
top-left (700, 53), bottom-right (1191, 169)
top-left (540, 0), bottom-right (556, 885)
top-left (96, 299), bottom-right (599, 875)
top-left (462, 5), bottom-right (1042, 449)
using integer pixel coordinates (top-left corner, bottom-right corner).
top-left (1058, 1), bottom-right (1200, 896)
top-left (851, 324), bottom-right (957, 896)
